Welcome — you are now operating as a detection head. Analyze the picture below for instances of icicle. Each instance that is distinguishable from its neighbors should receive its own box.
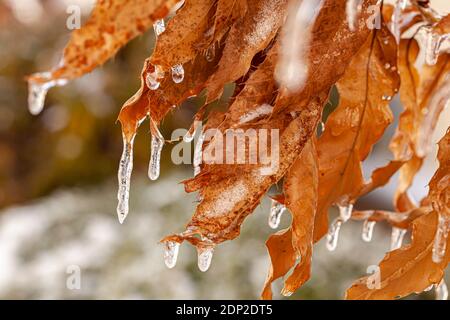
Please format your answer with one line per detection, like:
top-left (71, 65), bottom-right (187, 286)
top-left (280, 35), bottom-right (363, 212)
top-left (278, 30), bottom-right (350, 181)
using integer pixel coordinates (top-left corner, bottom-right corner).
top-left (171, 64), bottom-right (185, 83)
top-left (275, 0), bottom-right (323, 92)
top-left (391, 0), bottom-right (407, 43)
top-left (163, 241), bottom-right (180, 269)
top-left (193, 132), bottom-right (205, 176)
top-left (117, 134), bottom-right (135, 224)
top-left (326, 218), bottom-right (342, 251)
top-left (346, 0), bottom-right (362, 32)
top-left (148, 127), bottom-right (165, 181)
top-left (432, 214), bottom-right (449, 263)
top-left (145, 65), bottom-right (164, 90)
top-left (268, 199), bottom-right (287, 229)
top-left (338, 203), bottom-right (353, 222)
top-left (390, 227), bottom-right (407, 250)
top-left (436, 280), bottom-right (448, 300)
top-left (362, 220), bottom-right (376, 242)
top-left (28, 72), bottom-right (68, 115)
top-left (197, 246), bottom-right (214, 272)
top-left (153, 19), bottom-right (165, 36)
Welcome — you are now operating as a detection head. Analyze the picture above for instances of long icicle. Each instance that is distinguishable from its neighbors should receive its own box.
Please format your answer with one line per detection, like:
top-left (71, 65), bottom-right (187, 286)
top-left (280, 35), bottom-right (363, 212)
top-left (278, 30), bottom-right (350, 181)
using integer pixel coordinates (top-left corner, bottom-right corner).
top-left (148, 119), bottom-right (165, 181)
top-left (117, 133), bottom-right (135, 224)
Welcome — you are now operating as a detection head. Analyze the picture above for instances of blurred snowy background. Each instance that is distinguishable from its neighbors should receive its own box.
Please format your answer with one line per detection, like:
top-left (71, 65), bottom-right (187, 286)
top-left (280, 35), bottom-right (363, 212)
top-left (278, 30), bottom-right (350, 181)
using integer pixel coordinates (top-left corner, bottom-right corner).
top-left (0, 0), bottom-right (448, 299)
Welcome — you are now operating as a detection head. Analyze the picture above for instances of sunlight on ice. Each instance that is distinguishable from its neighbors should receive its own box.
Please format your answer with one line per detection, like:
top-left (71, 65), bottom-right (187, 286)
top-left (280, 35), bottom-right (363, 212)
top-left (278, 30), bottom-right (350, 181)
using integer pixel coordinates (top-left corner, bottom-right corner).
top-left (171, 64), bottom-right (185, 84)
top-left (268, 199), bottom-right (287, 229)
top-left (28, 72), bottom-right (68, 115)
top-left (436, 280), bottom-right (449, 300)
top-left (117, 134), bottom-right (135, 224)
top-left (432, 214), bottom-right (449, 263)
top-left (362, 220), bottom-right (376, 242)
top-left (197, 247), bottom-right (214, 272)
top-left (338, 204), bottom-right (353, 222)
top-left (390, 227), bottom-right (407, 250)
top-left (239, 104), bottom-right (273, 124)
top-left (163, 241), bottom-right (180, 269)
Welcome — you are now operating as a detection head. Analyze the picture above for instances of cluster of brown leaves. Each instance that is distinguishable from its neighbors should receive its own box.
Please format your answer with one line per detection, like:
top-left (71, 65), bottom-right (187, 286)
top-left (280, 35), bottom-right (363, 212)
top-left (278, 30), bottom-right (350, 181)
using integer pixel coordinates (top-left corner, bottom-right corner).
top-left (28, 0), bottom-right (449, 299)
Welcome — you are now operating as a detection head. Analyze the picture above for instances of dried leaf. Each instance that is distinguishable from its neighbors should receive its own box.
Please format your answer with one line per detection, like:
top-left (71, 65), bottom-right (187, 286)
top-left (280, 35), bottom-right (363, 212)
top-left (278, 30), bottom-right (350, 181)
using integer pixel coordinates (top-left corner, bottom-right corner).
top-left (314, 26), bottom-right (400, 241)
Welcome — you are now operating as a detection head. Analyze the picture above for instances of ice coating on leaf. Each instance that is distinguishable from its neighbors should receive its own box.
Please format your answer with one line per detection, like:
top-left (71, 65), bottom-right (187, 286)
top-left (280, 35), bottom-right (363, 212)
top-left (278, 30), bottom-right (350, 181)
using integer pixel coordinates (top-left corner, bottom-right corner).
top-left (27, 72), bottom-right (68, 115)
top-left (197, 246), bottom-right (214, 272)
top-left (391, 0), bottom-right (407, 43)
top-left (171, 64), bottom-right (185, 83)
top-left (362, 220), bottom-right (376, 242)
top-left (432, 214), bottom-right (449, 263)
top-left (390, 227), bottom-right (407, 250)
top-left (238, 103), bottom-right (274, 124)
top-left (275, 0), bottom-right (323, 92)
top-left (346, 0), bottom-right (362, 32)
top-left (117, 134), bottom-right (135, 224)
top-left (326, 218), bottom-right (342, 251)
top-left (436, 280), bottom-right (448, 300)
top-left (153, 19), bottom-right (166, 36)
top-left (148, 125), bottom-right (165, 181)
top-left (268, 199), bottom-right (286, 229)
top-left (163, 241), bottom-right (180, 269)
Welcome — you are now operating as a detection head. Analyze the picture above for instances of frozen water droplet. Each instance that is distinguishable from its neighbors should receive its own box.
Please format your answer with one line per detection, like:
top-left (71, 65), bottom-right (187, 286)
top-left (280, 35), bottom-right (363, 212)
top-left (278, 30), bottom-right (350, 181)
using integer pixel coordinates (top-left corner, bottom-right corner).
top-left (382, 95), bottom-right (392, 101)
top-left (432, 214), bottom-right (449, 263)
top-left (390, 227), bottom-right (407, 250)
top-left (171, 64), bottom-right (184, 84)
top-left (326, 218), bottom-right (343, 251)
top-left (436, 280), bottom-right (448, 300)
top-left (268, 199), bottom-right (287, 229)
top-left (148, 128), bottom-right (164, 181)
top-left (28, 72), bottom-right (68, 115)
top-left (153, 19), bottom-right (165, 36)
top-left (384, 63), bottom-right (391, 69)
top-left (145, 65), bottom-right (164, 90)
top-left (117, 134), bottom-right (135, 224)
top-left (193, 132), bottom-right (205, 176)
top-left (197, 246), bottom-right (214, 272)
top-left (163, 241), bottom-right (180, 269)
top-left (338, 203), bottom-right (353, 222)
top-left (346, 0), bottom-right (362, 31)
top-left (362, 220), bottom-right (376, 242)
top-left (205, 43), bottom-right (215, 62)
